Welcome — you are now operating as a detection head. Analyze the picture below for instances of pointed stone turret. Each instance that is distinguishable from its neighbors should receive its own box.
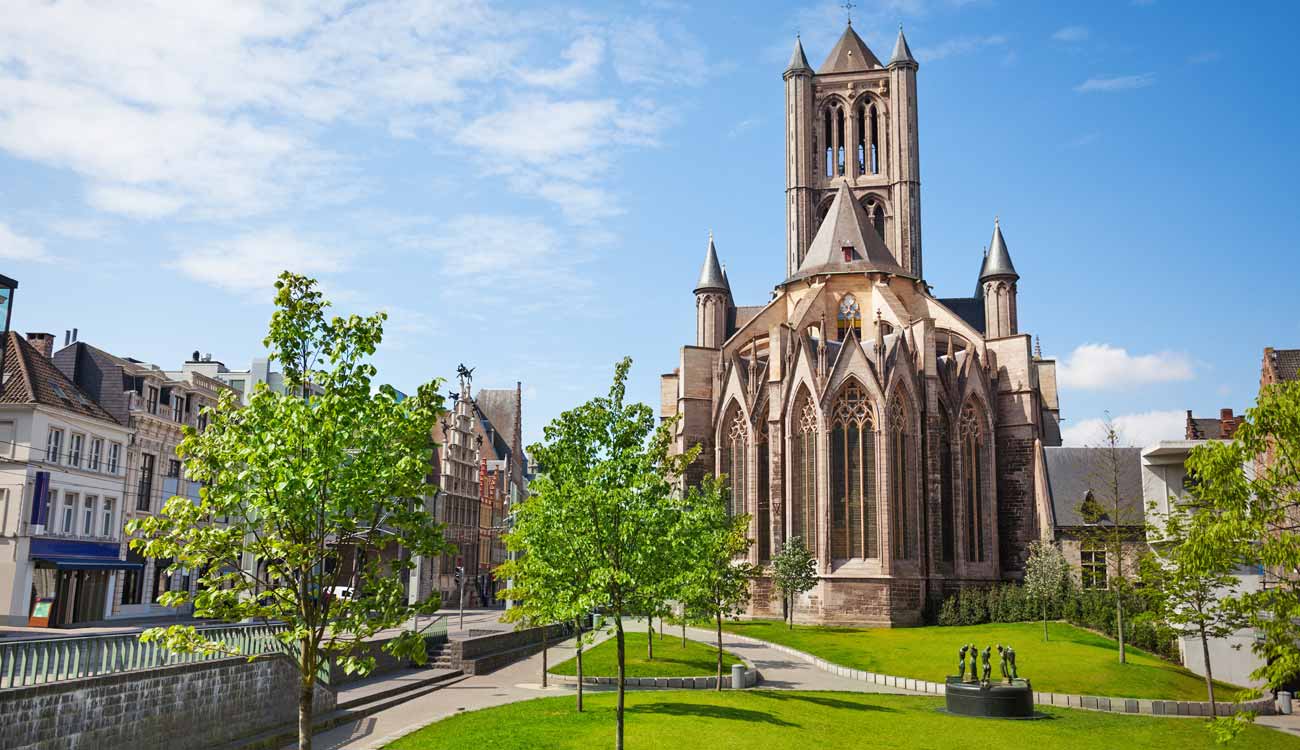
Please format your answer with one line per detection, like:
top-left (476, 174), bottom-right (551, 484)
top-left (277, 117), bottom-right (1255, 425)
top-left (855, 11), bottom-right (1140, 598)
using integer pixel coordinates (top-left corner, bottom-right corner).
top-left (788, 181), bottom-right (908, 282)
top-left (784, 35), bottom-right (813, 77)
top-left (695, 232), bottom-right (730, 294)
top-left (888, 25), bottom-right (917, 67)
top-left (818, 24), bottom-right (883, 74)
top-left (980, 218), bottom-right (1020, 338)
top-left (979, 217), bottom-right (1018, 283)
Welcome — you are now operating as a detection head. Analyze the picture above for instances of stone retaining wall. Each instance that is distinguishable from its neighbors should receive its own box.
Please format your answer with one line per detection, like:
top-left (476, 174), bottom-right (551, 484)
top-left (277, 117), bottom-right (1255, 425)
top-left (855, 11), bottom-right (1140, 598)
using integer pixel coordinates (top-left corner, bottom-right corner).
top-left (452, 623), bottom-right (575, 675)
top-left (717, 631), bottom-right (1275, 717)
top-left (0, 654), bottom-right (335, 750)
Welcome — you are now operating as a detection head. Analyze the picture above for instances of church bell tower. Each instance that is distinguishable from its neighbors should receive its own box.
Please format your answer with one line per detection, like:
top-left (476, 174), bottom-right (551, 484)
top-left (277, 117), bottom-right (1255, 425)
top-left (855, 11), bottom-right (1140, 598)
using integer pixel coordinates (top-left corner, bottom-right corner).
top-left (783, 24), bottom-right (922, 278)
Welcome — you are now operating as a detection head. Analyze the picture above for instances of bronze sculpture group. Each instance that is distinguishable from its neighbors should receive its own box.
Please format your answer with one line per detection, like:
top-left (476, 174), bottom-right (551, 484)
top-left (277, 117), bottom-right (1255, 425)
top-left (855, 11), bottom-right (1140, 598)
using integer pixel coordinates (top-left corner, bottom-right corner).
top-left (956, 643), bottom-right (1018, 686)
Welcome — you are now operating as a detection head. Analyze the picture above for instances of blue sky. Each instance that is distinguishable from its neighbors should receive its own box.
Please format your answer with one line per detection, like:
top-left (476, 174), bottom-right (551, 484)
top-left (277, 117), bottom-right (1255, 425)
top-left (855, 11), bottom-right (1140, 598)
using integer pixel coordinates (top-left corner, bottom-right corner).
top-left (1, 0), bottom-right (1296, 448)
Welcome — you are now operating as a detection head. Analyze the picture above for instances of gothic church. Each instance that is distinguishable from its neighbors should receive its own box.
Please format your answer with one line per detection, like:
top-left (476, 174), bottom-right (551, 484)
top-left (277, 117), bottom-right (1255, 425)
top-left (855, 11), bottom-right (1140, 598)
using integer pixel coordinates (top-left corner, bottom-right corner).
top-left (660, 23), bottom-right (1063, 626)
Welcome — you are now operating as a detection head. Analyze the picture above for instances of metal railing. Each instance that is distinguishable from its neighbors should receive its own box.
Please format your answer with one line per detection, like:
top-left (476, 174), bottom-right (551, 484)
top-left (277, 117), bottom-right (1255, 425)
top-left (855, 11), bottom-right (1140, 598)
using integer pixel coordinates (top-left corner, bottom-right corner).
top-left (0, 622), bottom-right (287, 690)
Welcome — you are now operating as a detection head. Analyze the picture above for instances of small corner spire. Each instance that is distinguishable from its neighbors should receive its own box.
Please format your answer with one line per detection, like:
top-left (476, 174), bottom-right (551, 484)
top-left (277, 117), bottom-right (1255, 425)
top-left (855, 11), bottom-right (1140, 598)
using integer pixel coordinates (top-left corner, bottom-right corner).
top-left (979, 217), bottom-right (1019, 283)
top-left (785, 35), bottom-right (813, 75)
top-left (889, 23), bottom-right (917, 67)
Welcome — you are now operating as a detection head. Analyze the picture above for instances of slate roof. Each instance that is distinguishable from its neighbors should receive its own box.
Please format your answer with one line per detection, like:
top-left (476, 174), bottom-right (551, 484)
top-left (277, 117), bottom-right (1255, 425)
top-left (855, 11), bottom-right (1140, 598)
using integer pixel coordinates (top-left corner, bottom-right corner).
top-left (788, 181), bottom-right (908, 282)
top-left (888, 27), bottom-right (916, 66)
top-left (475, 388), bottom-right (518, 455)
top-left (1042, 446), bottom-right (1145, 527)
top-left (785, 36), bottom-right (813, 75)
top-left (818, 24), bottom-right (883, 74)
top-left (936, 297), bottom-right (986, 335)
top-left (734, 305), bottom-right (765, 331)
top-left (695, 235), bottom-right (730, 294)
top-left (2, 332), bottom-right (118, 424)
top-left (1187, 416), bottom-right (1223, 440)
top-left (979, 219), bottom-right (1018, 282)
top-left (1271, 349), bottom-right (1300, 381)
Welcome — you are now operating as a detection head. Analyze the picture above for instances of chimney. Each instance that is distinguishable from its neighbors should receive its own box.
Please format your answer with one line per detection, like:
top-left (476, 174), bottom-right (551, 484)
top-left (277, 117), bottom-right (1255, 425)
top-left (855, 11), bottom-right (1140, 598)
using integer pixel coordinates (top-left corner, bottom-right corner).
top-left (1219, 408), bottom-right (1242, 439)
top-left (71, 328), bottom-right (78, 343)
top-left (1185, 409), bottom-right (1197, 440)
top-left (26, 332), bottom-right (55, 358)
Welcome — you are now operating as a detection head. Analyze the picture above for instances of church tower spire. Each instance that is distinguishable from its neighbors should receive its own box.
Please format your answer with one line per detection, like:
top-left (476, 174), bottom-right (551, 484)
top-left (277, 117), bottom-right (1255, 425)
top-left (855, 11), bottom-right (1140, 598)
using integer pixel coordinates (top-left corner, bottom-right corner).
top-left (695, 232), bottom-right (732, 348)
top-left (980, 217), bottom-right (1020, 338)
top-left (783, 22), bottom-right (924, 280)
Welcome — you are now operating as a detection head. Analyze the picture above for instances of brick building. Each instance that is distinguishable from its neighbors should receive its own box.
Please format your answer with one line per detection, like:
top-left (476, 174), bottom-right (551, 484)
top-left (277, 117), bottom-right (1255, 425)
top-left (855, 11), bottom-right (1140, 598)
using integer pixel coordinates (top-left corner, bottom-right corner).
top-left (661, 23), bottom-right (1062, 626)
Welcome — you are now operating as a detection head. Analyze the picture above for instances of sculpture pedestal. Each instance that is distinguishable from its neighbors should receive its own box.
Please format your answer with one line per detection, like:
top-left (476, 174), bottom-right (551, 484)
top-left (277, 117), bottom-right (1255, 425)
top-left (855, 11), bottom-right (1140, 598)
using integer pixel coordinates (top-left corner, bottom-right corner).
top-left (944, 677), bottom-right (1035, 718)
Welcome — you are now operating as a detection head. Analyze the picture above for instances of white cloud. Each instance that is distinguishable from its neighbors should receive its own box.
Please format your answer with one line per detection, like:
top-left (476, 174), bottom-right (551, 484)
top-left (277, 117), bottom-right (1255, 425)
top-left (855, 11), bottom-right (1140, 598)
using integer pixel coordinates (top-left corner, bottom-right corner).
top-left (1061, 410), bottom-right (1185, 447)
top-left (1051, 25), bottom-right (1089, 43)
top-left (170, 228), bottom-right (350, 295)
top-left (728, 118), bottom-right (760, 138)
top-left (1057, 343), bottom-right (1194, 390)
top-left (1075, 73), bottom-right (1156, 93)
top-left (611, 19), bottom-right (710, 87)
top-left (915, 35), bottom-right (1008, 63)
top-left (0, 221), bottom-right (53, 262)
top-left (519, 34), bottom-right (604, 89)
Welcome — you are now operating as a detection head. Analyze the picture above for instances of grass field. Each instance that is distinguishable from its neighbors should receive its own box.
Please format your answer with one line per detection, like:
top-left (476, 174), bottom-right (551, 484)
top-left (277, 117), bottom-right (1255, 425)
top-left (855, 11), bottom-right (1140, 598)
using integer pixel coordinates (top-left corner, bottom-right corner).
top-left (549, 630), bottom-right (742, 678)
top-left (721, 620), bottom-right (1239, 701)
top-left (387, 690), bottom-right (1298, 750)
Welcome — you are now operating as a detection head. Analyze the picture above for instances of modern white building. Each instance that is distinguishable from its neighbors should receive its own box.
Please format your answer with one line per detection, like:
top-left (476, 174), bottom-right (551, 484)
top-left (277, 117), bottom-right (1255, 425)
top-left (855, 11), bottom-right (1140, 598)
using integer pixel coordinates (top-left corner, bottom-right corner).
top-left (0, 332), bottom-right (133, 626)
top-left (1142, 440), bottom-right (1267, 689)
top-left (178, 352), bottom-right (287, 405)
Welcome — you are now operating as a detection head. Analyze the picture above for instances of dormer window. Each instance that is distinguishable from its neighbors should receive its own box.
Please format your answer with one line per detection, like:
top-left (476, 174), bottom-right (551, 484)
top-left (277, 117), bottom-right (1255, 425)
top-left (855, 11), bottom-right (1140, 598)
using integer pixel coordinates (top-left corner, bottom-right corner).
top-left (841, 246), bottom-right (854, 262)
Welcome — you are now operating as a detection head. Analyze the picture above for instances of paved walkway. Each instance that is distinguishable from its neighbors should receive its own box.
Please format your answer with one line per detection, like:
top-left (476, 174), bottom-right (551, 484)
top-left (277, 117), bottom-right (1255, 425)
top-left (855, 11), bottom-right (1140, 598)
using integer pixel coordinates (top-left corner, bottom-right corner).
top-left (303, 620), bottom-right (916, 749)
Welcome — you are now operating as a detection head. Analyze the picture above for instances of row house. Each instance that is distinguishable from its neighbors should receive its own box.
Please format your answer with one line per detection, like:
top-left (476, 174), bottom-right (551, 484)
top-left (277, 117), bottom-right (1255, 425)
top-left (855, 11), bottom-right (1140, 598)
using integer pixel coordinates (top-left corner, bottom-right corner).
top-left (0, 333), bottom-right (133, 626)
top-left (472, 383), bottom-right (526, 607)
top-left (54, 336), bottom-right (232, 619)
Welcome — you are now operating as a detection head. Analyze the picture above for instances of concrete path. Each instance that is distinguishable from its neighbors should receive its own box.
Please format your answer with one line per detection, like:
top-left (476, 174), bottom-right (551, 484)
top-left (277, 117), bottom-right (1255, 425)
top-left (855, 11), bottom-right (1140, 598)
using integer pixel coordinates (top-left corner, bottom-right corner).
top-left (304, 620), bottom-right (916, 749)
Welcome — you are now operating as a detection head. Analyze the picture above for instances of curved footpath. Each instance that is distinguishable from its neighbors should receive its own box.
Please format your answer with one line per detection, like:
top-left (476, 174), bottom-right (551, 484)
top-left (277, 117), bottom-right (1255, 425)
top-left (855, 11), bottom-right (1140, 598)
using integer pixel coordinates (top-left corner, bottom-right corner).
top-left (301, 622), bottom-right (1299, 749)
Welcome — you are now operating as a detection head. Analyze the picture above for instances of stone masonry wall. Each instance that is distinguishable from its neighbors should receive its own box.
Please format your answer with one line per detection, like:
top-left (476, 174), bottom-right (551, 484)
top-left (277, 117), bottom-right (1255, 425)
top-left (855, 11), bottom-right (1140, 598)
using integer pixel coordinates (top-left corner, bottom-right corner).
top-left (0, 655), bottom-right (335, 750)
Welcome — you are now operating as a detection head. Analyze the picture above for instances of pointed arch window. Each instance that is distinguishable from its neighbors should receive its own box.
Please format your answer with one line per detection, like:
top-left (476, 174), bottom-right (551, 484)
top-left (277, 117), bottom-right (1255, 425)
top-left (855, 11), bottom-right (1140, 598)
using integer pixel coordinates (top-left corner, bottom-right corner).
top-left (855, 104), bottom-right (867, 175)
top-left (837, 294), bottom-right (862, 340)
top-left (863, 199), bottom-right (885, 241)
top-left (961, 403), bottom-right (988, 562)
top-left (869, 103), bottom-right (881, 174)
top-left (722, 406), bottom-right (748, 518)
top-left (824, 109), bottom-right (834, 177)
top-left (830, 382), bottom-right (877, 560)
top-left (756, 420), bottom-right (770, 562)
top-left (790, 391), bottom-right (818, 553)
top-left (939, 406), bottom-right (956, 563)
top-left (889, 397), bottom-right (914, 560)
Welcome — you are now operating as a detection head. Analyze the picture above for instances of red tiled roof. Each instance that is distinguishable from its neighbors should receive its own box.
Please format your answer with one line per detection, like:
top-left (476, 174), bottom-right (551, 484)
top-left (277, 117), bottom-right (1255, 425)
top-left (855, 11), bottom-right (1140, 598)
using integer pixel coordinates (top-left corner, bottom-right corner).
top-left (2, 332), bottom-right (119, 424)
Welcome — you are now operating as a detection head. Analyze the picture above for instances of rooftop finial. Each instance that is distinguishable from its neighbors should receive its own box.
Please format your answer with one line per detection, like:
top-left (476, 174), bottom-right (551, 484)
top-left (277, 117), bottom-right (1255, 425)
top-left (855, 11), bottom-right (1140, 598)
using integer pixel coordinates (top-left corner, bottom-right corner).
top-left (995, 214), bottom-right (1000, 226)
top-left (842, 0), bottom-right (854, 24)
top-left (1034, 336), bottom-right (1043, 359)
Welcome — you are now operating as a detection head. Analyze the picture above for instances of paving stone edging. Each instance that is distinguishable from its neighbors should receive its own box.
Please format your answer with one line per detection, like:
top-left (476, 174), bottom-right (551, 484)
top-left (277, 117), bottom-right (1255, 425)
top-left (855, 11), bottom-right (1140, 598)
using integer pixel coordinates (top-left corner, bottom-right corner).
top-left (546, 671), bottom-right (760, 690)
top-left (717, 631), bottom-right (1275, 718)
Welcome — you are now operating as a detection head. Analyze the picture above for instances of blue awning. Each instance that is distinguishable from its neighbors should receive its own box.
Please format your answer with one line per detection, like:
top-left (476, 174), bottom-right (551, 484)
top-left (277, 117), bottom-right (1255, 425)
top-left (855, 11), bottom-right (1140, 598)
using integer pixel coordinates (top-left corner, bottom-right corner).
top-left (33, 557), bottom-right (144, 571)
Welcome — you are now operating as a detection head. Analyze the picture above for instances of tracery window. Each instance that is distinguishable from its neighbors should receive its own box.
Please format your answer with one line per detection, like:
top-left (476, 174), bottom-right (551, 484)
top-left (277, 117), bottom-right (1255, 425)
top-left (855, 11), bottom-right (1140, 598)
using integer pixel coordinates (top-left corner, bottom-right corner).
top-left (961, 402), bottom-right (988, 563)
top-left (939, 407), bottom-right (956, 563)
top-left (790, 390), bottom-right (818, 553)
top-left (837, 294), bottom-right (862, 340)
top-left (889, 397), bottom-right (914, 560)
top-left (722, 406), bottom-right (747, 518)
top-left (829, 381), bottom-right (877, 560)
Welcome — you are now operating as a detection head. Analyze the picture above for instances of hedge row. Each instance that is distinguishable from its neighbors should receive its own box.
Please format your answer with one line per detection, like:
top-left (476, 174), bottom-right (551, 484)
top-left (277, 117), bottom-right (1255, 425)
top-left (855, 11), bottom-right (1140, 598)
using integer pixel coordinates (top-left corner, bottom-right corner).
top-left (933, 582), bottom-right (1178, 660)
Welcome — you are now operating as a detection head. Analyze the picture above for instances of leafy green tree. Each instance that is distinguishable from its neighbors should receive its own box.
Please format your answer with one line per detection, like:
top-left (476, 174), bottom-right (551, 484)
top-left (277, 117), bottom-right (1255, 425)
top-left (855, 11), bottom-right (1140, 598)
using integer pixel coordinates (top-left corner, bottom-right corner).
top-left (518, 357), bottom-right (695, 750)
top-left (1076, 416), bottom-right (1145, 663)
top-left (680, 475), bottom-right (758, 689)
top-left (1140, 505), bottom-right (1242, 718)
top-left (128, 273), bottom-right (449, 750)
top-left (1187, 379), bottom-right (1300, 694)
top-left (1023, 541), bottom-right (1069, 641)
top-left (497, 460), bottom-right (598, 706)
top-left (771, 536), bottom-right (817, 630)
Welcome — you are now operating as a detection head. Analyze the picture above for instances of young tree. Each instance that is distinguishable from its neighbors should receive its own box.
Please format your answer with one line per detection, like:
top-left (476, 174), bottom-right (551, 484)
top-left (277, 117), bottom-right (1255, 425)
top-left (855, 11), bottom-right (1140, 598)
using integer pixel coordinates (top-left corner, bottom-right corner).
top-left (771, 536), bottom-right (817, 630)
top-left (519, 357), bottom-right (695, 750)
top-left (680, 475), bottom-right (758, 689)
top-left (1140, 506), bottom-right (1241, 717)
top-left (1076, 416), bottom-right (1145, 663)
top-left (497, 463), bottom-right (598, 705)
top-left (1023, 541), bottom-right (1068, 641)
top-left (1187, 379), bottom-right (1300, 695)
top-left (128, 273), bottom-right (449, 750)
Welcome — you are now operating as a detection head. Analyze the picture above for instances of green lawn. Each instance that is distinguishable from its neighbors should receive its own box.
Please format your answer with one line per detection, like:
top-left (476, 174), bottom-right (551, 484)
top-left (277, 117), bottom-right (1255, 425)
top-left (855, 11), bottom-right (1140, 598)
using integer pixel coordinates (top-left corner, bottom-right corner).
top-left (550, 631), bottom-right (742, 678)
top-left (388, 690), bottom-right (1300, 750)
top-left (722, 620), bottom-right (1239, 701)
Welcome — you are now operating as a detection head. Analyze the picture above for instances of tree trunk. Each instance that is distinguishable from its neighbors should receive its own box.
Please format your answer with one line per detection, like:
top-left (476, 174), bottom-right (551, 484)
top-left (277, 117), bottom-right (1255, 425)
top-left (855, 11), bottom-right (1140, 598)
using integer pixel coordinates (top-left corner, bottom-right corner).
top-left (298, 642), bottom-right (315, 750)
top-left (1200, 626), bottom-right (1217, 717)
top-left (1043, 602), bottom-right (1049, 642)
top-left (541, 628), bottom-right (549, 688)
top-left (647, 618), bottom-right (653, 661)
top-left (715, 610), bottom-right (723, 692)
top-left (575, 623), bottom-right (584, 713)
top-left (1116, 593), bottom-right (1127, 664)
top-left (615, 617), bottom-right (625, 750)
top-left (787, 595), bottom-right (793, 630)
